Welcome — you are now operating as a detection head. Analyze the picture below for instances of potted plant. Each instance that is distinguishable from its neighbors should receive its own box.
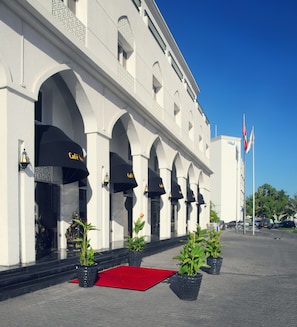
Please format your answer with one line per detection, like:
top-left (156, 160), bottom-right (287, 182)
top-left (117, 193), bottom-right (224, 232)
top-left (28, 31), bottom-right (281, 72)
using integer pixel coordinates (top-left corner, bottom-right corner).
top-left (173, 227), bottom-right (209, 301)
top-left (126, 213), bottom-right (145, 266)
top-left (73, 217), bottom-right (99, 287)
top-left (205, 228), bottom-right (223, 275)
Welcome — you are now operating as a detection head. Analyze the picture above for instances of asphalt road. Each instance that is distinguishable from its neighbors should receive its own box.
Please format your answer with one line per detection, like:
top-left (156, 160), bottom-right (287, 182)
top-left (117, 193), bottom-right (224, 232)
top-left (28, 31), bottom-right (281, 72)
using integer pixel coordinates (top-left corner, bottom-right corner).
top-left (0, 228), bottom-right (296, 327)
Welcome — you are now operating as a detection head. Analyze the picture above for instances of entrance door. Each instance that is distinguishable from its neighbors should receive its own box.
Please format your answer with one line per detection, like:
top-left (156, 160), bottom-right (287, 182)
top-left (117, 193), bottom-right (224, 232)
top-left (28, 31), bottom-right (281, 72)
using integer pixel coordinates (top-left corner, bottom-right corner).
top-left (35, 182), bottom-right (60, 260)
top-left (151, 197), bottom-right (160, 241)
top-left (171, 201), bottom-right (178, 237)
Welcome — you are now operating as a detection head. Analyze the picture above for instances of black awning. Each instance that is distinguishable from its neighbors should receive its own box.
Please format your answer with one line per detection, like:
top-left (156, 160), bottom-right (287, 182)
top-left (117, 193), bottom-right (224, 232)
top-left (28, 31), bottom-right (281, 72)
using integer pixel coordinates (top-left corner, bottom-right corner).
top-left (170, 180), bottom-right (183, 200)
top-left (110, 152), bottom-right (138, 193)
top-left (186, 187), bottom-right (196, 203)
top-left (148, 168), bottom-right (166, 197)
top-left (35, 124), bottom-right (89, 184)
top-left (197, 193), bottom-right (205, 205)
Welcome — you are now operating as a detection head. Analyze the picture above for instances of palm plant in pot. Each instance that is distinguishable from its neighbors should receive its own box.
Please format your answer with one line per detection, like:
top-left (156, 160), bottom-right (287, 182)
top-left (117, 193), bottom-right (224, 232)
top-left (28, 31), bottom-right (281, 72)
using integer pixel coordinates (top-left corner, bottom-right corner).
top-left (173, 226), bottom-right (209, 301)
top-left (205, 228), bottom-right (223, 275)
top-left (73, 217), bottom-right (99, 287)
top-left (126, 213), bottom-right (145, 266)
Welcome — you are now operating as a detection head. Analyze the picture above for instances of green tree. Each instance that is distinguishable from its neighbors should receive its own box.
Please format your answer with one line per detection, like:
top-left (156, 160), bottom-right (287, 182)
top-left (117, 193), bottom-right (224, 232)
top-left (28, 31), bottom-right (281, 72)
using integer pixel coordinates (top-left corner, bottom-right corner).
top-left (246, 183), bottom-right (290, 220)
top-left (286, 194), bottom-right (297, 218)
top-left (210, 201), bottom-right (220, 223)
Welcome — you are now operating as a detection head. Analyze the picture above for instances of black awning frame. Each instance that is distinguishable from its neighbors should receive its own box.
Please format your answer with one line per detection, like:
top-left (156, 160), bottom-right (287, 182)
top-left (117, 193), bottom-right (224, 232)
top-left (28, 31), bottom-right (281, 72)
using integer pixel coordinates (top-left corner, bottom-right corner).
top-left (147, 168), bottom-right (166, 197)
top-left (170, 180), bottom-right (184, 201)
top-left (35, 124), bottom-right (89, 184)
top-left (186, 187), bottom-right (196, 203)
top-left (197, 193), bottom-right (205, 205)
top-left (110, 152), bottom-right (138, 193)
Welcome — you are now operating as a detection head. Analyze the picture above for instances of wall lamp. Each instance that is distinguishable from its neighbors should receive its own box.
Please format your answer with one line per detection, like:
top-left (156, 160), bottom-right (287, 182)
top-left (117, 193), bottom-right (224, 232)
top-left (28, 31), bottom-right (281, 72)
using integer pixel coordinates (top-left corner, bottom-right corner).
top-left (143, 185), bottom-right (148, 195)
top-left (19, 148), bottom-right (30, 170)
top-left (102, 173), bottom-right (110, 187)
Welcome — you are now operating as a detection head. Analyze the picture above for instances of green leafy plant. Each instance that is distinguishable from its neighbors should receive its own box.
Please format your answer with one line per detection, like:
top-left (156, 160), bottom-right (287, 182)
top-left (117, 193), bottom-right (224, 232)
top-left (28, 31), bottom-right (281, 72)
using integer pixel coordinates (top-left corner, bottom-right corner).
top-left (173, 230), bottom-right (209, 276)
top-left (205, 229), bottom-right (222, 258)
top-left (210, 201), bottom-right (220, 223)
top-left (73, 218), bottom-right (98, 266)
top-left (195, 224), bottom-right (208, 243)
top-left (126, 213), bottom-right (146, 252)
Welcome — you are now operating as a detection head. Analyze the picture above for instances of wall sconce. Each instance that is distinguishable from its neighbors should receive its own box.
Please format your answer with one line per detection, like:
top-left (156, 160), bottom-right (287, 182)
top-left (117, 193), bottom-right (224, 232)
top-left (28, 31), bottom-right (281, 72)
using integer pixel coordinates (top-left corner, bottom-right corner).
top-left (19, 148), bottom-right (30, 170)
top-left (143, 185), bottom-right (148, 195)
top-left (102, 173), bottom-right (109, 187)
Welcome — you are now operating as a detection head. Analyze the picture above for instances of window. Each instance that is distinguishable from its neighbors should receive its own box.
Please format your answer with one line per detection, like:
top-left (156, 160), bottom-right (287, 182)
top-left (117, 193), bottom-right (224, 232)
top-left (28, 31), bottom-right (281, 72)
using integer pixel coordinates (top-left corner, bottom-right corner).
top-left (174, 91), bottom-right (181, 127)
top-left (152, 62), bottom-right (163, 104)
top-left (199, 125), bottom-right (203, 151)
top-left (146, 11), bottom-right (166, 53)
top-left (118, 44), bottom-right (128, 69)
top-left (152, 77), bottom-right (161, 101)
top-left (117, 17), bottom-right (134, 72)
top-left (188, 111), bottom-right (194, 140)
top-left (62, 0), bottom-right (77, 14)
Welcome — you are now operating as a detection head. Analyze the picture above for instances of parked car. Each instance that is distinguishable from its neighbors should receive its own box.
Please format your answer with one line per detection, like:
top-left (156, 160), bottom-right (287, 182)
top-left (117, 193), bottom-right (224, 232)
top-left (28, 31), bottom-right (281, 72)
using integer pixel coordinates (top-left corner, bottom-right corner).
top-left (255, 220), bottom-right (262, 228)
top-left (279, 220), bottom-right (296, 228)
top-left (226, 221), bottom-right (237, 229)
top-left (259, 218), bottom-right (274, 229)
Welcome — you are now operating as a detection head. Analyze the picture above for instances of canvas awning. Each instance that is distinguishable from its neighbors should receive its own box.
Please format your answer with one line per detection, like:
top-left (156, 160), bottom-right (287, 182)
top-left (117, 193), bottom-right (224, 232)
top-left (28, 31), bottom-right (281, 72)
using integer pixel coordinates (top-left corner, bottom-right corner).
top-left (170, 180), bottom-right (183, 200)
top-left (147, 168), bottom-right (166, 197)
top-left (197, 193), bottom-right (205, 205)
top-left (186, 187), bottom-right (196, 203)
top-left (35, 124), bottom-right (89, 184)
top-left (110, 152), bottom-right (138, 193)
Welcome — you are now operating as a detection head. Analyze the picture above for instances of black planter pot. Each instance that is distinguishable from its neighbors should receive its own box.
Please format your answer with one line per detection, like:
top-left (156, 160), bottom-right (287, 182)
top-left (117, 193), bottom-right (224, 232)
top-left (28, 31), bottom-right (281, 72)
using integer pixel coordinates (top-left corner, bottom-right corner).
top-left (128, 250), bottom-right (143, 266)
top-left (76, 264), bottom-right (98, 287)
top-left (206, 256), bottom-right (223, 275)
top-left (176, 273), bottom-right (203, 301)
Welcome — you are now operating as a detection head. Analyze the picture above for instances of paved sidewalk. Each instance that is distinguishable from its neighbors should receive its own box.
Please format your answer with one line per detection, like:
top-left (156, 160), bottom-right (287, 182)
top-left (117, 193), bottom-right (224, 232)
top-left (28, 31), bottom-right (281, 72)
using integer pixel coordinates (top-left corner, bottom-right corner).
top-left (1, 229), bottom-right (296, 327)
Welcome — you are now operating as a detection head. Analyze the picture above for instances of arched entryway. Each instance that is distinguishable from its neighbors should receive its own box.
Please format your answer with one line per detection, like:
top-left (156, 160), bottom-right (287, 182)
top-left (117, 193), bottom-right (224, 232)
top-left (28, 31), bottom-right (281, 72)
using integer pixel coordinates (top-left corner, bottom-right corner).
top-left (34, 72), bottom-right (89, 260)
top-left (147, 145), bottom-right (166, 241)
top-left (170, 163), bottom-right (183, 237)
top-left (109, 117), bottom-right (138, 248)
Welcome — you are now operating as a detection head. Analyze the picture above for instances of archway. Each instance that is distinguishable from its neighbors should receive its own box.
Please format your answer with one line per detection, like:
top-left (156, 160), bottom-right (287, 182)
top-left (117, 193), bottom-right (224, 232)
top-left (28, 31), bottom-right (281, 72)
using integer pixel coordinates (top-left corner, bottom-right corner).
top-left (34, 71), bottom-right (89, 259)
top-left (170, 155), bottom-right (184, 237)
top-left (147, 143), bottom-right (166, 241)
top-left (109, 115), bottom-right (139, 248)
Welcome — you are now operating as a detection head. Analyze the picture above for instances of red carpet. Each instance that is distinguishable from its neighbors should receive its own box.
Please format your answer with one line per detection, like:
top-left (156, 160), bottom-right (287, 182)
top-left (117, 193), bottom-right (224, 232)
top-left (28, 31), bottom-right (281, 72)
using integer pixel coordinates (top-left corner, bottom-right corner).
top-left (70, 266), bottom-right (176, 291)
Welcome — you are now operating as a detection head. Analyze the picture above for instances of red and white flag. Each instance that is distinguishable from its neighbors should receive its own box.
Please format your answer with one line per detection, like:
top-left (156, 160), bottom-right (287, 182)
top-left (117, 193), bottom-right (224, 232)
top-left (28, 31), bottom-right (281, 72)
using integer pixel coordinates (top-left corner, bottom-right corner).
top-left (246, 126), bottom-right (254, 153)
top-left (242, 114), bottom-right (248, 152)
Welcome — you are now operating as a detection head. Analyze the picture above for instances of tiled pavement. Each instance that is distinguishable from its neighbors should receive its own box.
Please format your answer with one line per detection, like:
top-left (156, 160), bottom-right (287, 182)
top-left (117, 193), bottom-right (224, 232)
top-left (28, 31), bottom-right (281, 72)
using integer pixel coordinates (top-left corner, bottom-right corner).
top-left (0, 228), bottom-right (296, 327)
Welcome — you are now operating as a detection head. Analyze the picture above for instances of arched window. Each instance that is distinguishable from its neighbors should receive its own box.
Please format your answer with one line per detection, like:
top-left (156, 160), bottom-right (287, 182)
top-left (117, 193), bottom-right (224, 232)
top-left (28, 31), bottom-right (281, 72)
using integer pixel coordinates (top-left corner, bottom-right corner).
top-left (118, 17), bottom-right (134, 74)
top-left (188, 111), bottom-right (194, 140)
top-left (174, 91), bottom-right (181, 127)
top-left (152, 62), bottom-right (163, 105)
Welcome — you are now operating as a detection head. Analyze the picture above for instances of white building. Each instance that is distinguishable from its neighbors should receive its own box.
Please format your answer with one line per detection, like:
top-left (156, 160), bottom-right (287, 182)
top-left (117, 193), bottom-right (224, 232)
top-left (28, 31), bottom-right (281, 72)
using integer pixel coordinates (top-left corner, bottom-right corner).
top-left (210, 135), bottom-right (244, 223)
top-left (0, 0), bottom-right (212, 267)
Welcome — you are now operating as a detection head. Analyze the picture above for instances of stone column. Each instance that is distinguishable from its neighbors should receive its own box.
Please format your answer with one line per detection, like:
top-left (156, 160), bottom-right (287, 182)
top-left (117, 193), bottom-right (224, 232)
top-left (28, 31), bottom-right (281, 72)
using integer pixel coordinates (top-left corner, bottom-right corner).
top-left (177, 176), bottom-right (187, 236)
top-left (131, 154), bottom-right (149, 239)
top-left (0, 87), bottom-right (35, 265)
top-left (159, 168), bottom-right (171, 239)
top-left (86, 132), bottom-right (110, 250)
top-left (188, 183), bottom-right (198, 232)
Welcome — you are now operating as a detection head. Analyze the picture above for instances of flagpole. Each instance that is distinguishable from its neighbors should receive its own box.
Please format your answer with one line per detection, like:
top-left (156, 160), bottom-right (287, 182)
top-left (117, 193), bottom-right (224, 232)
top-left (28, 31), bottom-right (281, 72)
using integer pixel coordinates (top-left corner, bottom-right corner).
top-left (243, 149), bottom-right (246, 234)
top-left (242, 114), bottom-right (247, 235)
top-left (252, 126), bottom-right (255, 236)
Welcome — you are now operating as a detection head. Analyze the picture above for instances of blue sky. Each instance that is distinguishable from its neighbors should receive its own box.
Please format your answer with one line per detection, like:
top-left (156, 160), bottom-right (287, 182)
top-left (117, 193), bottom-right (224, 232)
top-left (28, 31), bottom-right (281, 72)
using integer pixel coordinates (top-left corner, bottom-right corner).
top-left (155, 0), bottom-right (297, 198)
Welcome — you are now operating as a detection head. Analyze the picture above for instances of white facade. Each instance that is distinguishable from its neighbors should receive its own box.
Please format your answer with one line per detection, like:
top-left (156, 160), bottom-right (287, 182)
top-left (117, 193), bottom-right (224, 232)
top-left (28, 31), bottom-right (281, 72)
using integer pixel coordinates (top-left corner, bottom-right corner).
top-left (0, 0), bottom-right (211, 266)
top-left (210, 136), bottom-right (244, 223)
